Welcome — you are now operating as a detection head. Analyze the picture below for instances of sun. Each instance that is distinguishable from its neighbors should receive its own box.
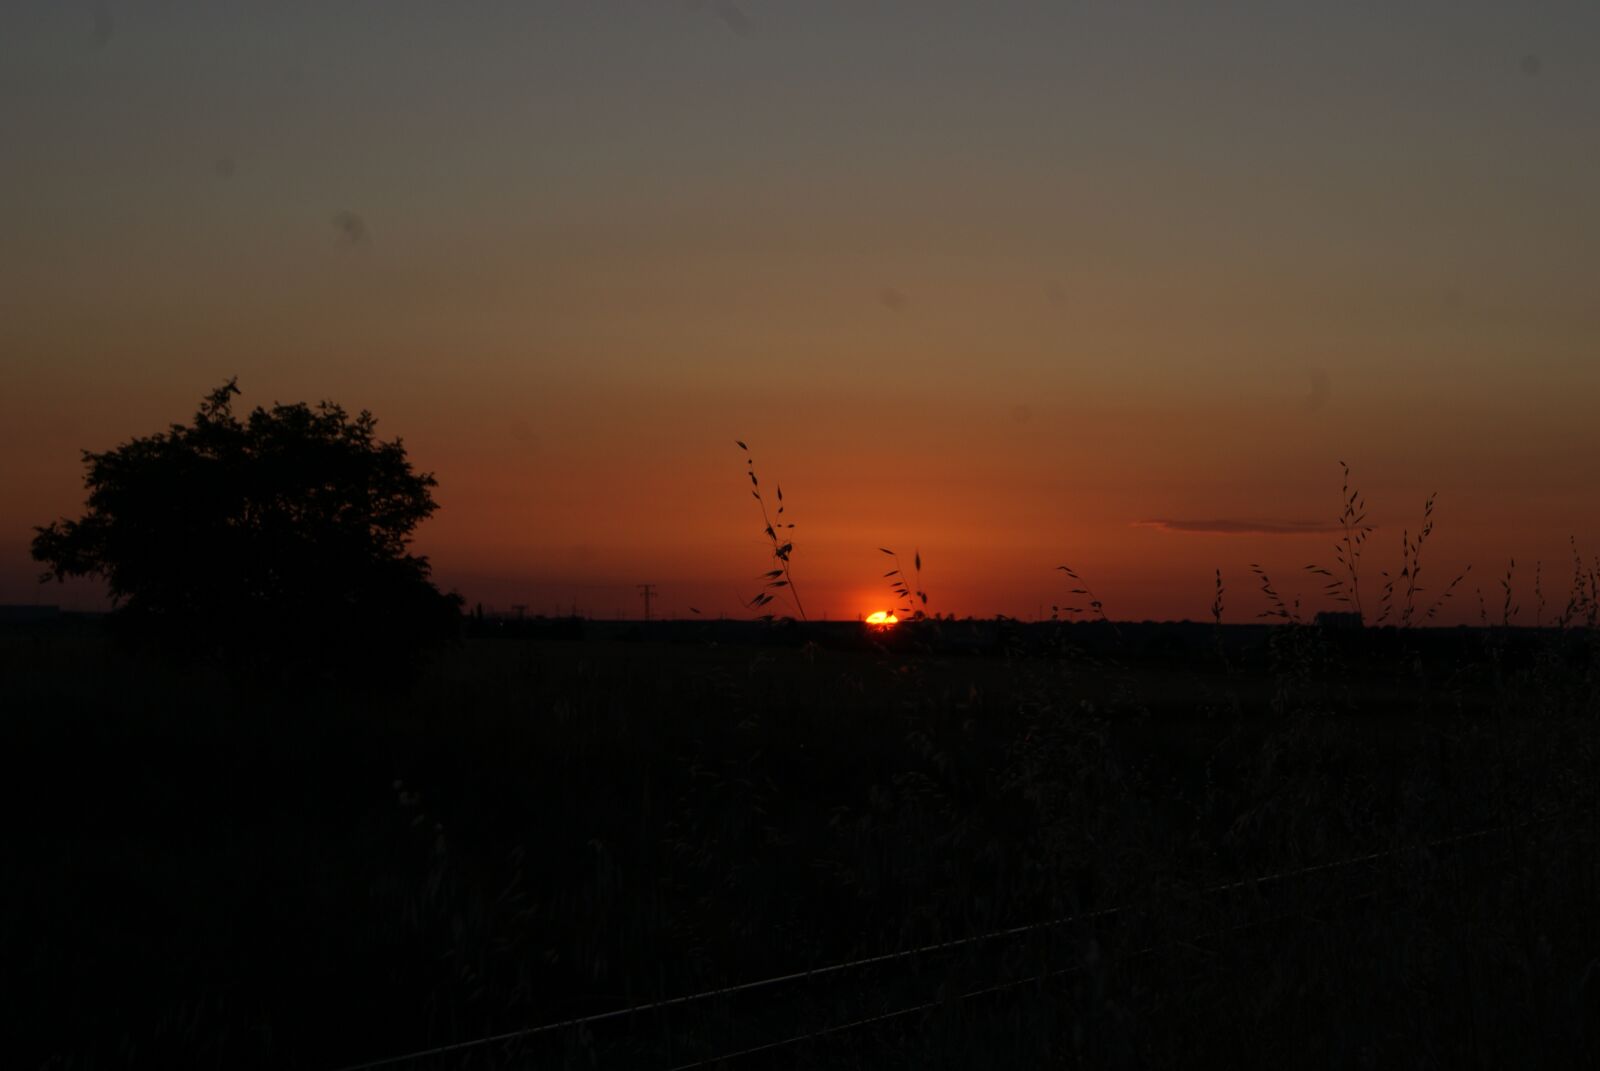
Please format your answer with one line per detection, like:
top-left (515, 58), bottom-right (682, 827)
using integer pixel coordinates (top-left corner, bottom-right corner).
top-left (865, 610), bottom-right (899, 627)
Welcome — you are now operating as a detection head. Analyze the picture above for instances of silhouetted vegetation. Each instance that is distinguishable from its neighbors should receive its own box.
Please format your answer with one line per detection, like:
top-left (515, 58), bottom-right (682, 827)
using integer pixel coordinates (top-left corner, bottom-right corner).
top-left (738, 440), bottom-right (805, 620)
top-left (880, 546), bottom-right (928, 621)
top-left (31, 381), bottom-right (460, 681)
top-left (7, 611), bottom-right (1599, 1068)
top-left (11, 456), bottom-right (1599, 1068)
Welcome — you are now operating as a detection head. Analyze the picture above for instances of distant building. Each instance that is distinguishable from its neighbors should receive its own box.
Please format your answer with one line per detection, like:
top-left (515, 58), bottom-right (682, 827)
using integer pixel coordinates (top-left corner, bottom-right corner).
top-left (1314, 610), bottom-right (1363, 630)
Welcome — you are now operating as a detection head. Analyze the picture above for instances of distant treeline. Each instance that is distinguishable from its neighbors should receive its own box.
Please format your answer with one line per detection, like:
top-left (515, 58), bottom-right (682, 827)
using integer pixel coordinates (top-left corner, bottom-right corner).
top-left (7, 610), bottom-right (1584, 672)
top-left (460, 613), bottom-right (1586, 664)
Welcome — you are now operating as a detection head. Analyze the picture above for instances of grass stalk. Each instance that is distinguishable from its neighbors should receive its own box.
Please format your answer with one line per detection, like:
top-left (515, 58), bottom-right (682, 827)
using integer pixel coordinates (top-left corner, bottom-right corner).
top-left (737, 441), bottom-right (807, 622)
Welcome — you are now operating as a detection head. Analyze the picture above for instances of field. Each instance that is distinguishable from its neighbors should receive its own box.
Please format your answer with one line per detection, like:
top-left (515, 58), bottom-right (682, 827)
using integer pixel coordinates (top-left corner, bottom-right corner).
top-left (6, 617), bottom-right (1599, 1068)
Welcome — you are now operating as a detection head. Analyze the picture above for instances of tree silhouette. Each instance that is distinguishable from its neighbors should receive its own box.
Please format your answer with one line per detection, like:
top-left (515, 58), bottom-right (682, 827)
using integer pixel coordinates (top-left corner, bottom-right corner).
top-left (32, 380), bottom-right (461, 678)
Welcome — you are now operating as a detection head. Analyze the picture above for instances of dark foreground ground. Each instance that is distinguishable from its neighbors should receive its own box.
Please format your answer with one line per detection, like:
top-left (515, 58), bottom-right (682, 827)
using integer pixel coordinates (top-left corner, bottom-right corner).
top-left (5, 618), bottom-right (1599, 1068)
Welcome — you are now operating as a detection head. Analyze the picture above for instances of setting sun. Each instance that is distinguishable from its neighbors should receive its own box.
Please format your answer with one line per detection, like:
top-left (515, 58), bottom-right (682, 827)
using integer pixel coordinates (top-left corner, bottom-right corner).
top-left (865, 611), bottom-right (899, 627)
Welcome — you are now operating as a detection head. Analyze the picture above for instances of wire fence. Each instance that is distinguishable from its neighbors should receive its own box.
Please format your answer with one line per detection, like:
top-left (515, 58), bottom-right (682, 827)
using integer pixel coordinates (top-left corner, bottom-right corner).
top-left (334, 804), bottom-right (1582, 1070)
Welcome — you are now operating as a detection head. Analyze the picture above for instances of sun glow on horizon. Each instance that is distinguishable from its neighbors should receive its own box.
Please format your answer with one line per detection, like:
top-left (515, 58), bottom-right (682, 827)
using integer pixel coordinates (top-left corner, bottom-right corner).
top-left (865, 611), bottom-right (899, 627)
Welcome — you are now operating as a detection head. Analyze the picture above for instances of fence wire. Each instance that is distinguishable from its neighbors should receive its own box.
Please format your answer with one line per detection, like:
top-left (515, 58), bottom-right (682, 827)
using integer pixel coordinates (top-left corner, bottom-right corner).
top-left (334, 805), bottom-right (1579, 1071)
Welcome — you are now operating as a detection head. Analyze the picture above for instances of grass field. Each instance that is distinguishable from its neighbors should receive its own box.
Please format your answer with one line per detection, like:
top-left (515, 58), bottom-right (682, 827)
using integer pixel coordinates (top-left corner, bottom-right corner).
top-left (5, 617), bottom-right (1599, 1068)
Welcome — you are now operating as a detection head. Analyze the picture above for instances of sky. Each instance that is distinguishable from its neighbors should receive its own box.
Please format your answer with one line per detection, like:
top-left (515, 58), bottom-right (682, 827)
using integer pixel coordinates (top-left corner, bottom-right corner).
top-left (4, 1), bottom-right (1600, 623)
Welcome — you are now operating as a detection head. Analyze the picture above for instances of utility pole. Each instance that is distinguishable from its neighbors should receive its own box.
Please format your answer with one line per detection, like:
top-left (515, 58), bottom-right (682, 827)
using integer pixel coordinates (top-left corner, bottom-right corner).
top-left (637, 583), bottom-right (656, 622)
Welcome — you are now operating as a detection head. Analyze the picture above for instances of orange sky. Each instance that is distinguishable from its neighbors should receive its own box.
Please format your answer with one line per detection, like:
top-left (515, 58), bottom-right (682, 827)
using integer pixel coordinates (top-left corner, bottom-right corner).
top-left (5, 3), bottom-right (1600, 623)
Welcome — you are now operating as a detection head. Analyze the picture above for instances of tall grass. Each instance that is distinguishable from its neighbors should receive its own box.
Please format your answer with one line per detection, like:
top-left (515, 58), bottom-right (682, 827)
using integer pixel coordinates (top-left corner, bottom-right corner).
top-left (1053, 563), bottom-right (1112, 626)
top-left (879, 546), bottom-right (928, 620)
top-left (1297, 463), bottom-right (1471, 626)
top-left (1367, 489), bottom-right (1473, 627)
top-left (1304, 460), bottom-right (1375, 618)
top-left (736, 440), bottom-right (806, 621)
top-left (1210, 567), bottom-right (1233, 673)
top-left (1250, 562), bottom-right (1300, 623)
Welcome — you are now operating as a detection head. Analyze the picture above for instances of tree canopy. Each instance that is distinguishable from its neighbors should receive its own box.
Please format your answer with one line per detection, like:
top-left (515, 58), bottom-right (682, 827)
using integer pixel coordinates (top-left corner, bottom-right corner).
top-left (33, 381), bottom-right (460, 677)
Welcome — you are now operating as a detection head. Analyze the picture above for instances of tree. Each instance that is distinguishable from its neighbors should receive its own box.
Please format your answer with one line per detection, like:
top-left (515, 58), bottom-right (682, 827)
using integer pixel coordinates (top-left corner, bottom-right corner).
top-left (32, 380), bottom-right (461, 678)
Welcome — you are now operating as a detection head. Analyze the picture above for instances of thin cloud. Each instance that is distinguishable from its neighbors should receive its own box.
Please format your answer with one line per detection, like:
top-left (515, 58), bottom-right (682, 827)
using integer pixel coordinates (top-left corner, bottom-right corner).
top-left (1135, 518), bottom-right (1344, 536)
